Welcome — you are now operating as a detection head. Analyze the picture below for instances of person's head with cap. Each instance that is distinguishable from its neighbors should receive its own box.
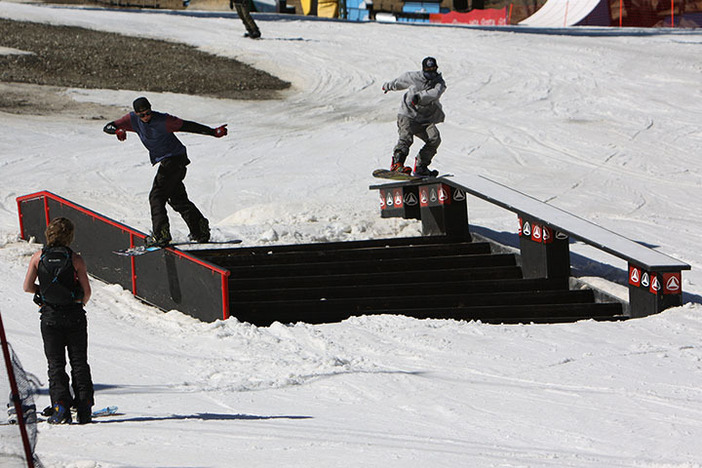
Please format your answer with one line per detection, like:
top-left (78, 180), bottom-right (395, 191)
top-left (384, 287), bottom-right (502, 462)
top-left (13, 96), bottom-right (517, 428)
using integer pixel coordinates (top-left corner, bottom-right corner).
top-left (133, 97), bottom-right (152, 121)
top-left (422, 57), bottom-right (439, 81)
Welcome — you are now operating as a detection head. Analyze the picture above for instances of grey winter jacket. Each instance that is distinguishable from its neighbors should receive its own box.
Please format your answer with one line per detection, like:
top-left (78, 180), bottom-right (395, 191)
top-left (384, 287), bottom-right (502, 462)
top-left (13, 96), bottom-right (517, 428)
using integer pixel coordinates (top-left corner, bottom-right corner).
top-left (383, 71), bottom-right (447, 124)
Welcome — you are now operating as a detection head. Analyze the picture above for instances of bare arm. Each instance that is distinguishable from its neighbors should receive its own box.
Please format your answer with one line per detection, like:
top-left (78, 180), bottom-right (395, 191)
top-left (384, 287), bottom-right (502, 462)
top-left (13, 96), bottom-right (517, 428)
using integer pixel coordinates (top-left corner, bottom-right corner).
top-left (23, 251), bottom-right (41, 295)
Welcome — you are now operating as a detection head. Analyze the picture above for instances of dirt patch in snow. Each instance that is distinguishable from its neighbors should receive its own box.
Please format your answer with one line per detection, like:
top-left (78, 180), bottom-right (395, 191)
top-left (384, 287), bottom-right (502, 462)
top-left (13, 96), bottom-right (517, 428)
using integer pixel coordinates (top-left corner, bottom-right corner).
top-left (0, 18), bottom-right (289, 117)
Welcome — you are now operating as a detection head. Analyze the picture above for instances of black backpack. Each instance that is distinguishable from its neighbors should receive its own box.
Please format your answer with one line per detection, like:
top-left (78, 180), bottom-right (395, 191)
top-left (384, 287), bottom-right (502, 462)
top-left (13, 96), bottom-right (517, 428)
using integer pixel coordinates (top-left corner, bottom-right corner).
top-left (38, 246), bottom-right (84, 306)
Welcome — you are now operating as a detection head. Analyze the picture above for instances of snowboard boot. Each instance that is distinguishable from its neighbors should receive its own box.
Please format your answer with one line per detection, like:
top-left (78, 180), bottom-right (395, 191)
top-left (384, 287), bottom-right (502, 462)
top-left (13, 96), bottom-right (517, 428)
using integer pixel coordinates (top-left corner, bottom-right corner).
top-left (390, 159), bottom-right (412, 175)
top-left (413, 164), bottom-right (439, 178)
top-left (188, 218), bottom-right (211, 243)
top-left (76, 405), bottom-right (92, 425)
top-left (47, 404), bottom-right (71, 424)
top-left (145, 235), bottom-right (171, 248)
top-left (146, 225), bottom-right (172, 248)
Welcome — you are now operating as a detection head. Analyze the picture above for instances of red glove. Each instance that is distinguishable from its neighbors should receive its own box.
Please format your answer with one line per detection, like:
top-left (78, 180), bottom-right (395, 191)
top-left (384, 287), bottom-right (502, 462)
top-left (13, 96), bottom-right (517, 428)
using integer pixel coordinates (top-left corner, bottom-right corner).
top-left (115, 128), bottom-right (127, 141)
top-left (213, 124), bottom-right (228, 138)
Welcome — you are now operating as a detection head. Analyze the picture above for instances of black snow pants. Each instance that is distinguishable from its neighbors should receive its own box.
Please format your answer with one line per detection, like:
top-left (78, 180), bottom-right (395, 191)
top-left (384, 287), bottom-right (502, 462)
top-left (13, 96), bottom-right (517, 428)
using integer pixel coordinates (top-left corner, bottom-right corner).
top-left (233, 0), bottom-right (260, 37)
top-left (40, 304), bottom-right (94, 410)
top-left (149, 153), bottom-right (209, 242)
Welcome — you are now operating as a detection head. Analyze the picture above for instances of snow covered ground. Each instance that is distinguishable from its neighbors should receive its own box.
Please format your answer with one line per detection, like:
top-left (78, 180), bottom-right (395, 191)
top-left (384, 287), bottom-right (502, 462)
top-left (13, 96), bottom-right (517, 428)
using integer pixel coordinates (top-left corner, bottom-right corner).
top-left (1, 2), bottom-right (702, 466)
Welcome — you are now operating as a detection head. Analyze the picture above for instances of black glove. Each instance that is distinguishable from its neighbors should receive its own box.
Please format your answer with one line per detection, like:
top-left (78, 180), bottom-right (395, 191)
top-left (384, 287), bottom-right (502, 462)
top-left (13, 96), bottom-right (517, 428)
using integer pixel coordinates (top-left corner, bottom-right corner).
top-left (103, 122), bottom-right (118, 135)
top-left (33, 291), bottom-right (43, 306)
top-left (411, 94), bottom-right (421, 108)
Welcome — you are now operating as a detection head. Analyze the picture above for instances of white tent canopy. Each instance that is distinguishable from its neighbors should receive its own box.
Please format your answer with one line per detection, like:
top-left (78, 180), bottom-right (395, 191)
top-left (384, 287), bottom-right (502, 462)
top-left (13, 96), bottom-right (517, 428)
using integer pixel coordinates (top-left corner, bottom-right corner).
top-left (520, 0), bottom-right (610, 27)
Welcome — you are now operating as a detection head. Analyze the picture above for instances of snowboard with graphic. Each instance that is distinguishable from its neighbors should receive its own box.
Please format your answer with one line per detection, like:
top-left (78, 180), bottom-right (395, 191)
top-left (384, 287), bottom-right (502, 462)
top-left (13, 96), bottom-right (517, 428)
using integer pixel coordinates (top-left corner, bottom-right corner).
top-left (6, 405), bottom-right (121, 424)
top-left (113, 240), bottom-right (242, 257)
top-left (372, 168), bottom-right (450, 182)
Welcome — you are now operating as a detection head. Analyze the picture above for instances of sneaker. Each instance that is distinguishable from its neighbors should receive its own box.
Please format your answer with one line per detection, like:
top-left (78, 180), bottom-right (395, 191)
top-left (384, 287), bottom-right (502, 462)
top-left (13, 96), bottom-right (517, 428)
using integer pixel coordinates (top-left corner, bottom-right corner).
top-left (47, 404), bottom-right (71, 424)
top-left (413, 165), bottom-right (439, 177)
top-left (390, 161), bottom-right (412, 174)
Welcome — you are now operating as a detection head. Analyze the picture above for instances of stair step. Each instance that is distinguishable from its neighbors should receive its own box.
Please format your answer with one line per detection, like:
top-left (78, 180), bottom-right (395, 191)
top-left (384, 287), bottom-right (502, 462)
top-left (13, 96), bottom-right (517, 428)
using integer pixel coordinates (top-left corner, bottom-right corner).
top-left (232, 290), bottom-right (597, 315)
top-left (202, 241), bottom-right (491, 267)
top-left (229, 265), bottom-right (524, 289)
top-left (205, 235), bottom-right (469, 257)
top-left (231, 277), bottom-right (568, 302)
top-left (226, 253), bottom-right (517, 278)
top-left (234, 302), bottom-right (625, 327)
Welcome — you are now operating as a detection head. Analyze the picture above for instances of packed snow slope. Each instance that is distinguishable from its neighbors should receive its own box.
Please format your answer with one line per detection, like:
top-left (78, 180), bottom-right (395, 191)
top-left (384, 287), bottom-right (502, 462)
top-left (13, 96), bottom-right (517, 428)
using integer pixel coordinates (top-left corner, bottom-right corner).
top-left (1, 2), bottom-right (702, 467)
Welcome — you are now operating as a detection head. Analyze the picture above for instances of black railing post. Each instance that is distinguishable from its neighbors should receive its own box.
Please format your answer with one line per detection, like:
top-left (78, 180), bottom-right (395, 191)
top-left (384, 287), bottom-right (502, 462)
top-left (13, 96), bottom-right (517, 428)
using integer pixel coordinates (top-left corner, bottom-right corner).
top-left (627, 264), bottom-right (683, 318)
top-left (418, 181), bottom-right (470, 239)
top-left (518, 216), bottom-right (570, 280)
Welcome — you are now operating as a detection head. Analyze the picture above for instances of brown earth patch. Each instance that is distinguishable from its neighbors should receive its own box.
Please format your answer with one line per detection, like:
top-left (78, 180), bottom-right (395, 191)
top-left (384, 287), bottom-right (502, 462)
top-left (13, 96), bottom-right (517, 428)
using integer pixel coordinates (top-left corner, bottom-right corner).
top-left (0, 18), bottom-right (289, 116)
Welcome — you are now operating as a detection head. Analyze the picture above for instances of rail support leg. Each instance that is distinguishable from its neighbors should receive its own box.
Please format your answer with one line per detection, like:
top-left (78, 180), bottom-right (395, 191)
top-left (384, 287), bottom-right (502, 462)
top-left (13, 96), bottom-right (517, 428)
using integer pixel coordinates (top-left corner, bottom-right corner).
top-left (628, 265), bottom-right (683, 318)
top-left (418, 182), bottom-right (470, 239)
top-left (518, 216), bottom-right (570, 281)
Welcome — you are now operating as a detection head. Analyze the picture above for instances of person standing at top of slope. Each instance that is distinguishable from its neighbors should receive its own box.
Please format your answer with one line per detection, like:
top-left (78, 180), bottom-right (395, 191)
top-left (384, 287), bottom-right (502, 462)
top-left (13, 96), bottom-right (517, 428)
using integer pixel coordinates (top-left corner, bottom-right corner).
top-left (231, 0), bottom-right (261, 39)
top-left (103, 97), bottom-right (228, 247)
top-left (382, 57), bottom-right (447, 177)
top-left (184, 0), bottom-right (260, 38)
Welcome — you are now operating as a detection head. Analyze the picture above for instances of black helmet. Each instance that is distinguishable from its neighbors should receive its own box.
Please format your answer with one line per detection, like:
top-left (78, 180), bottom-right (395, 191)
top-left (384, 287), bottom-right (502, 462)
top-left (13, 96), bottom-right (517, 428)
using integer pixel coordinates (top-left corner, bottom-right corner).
top-left (133, 97), bottom-right (151, 113)
top-left (422, 57), bottom-right (438, 72)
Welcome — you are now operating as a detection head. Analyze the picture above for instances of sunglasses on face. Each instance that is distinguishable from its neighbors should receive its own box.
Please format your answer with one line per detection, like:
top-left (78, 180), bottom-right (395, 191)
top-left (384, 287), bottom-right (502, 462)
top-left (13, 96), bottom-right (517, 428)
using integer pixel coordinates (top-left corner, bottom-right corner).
top-left (136, 110), bottom-right (152, 118)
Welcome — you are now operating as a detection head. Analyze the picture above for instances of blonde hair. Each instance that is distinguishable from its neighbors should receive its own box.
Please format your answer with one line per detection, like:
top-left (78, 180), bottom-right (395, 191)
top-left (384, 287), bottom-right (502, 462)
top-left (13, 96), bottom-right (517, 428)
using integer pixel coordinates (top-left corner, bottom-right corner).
top-left (45, 217), bottom-right (75, 247)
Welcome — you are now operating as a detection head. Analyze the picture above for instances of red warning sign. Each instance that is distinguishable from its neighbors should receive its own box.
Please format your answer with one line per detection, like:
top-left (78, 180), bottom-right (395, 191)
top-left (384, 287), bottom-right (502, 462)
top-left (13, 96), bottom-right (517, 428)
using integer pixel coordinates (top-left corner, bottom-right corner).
top-left (662, 272), bottom-right (682, 295)
top-left (629, 265), bottom-right (641, 287)
top-left (393, 188), bottom-right (403, 208)
top-left (419, 187), bottom-right (429, 207)
top-left (419, 184), bottom-right (451, 207)
top-left (438, 185), bottom-right (450, 205)
top-left (519, 219), bottom-right (553, 244)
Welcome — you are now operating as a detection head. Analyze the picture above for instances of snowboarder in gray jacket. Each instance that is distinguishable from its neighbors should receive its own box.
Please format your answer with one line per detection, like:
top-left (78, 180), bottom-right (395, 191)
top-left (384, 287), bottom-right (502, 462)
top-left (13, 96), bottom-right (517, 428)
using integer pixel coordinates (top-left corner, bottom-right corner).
top-left (382, 57), bottom-right (446, 177)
